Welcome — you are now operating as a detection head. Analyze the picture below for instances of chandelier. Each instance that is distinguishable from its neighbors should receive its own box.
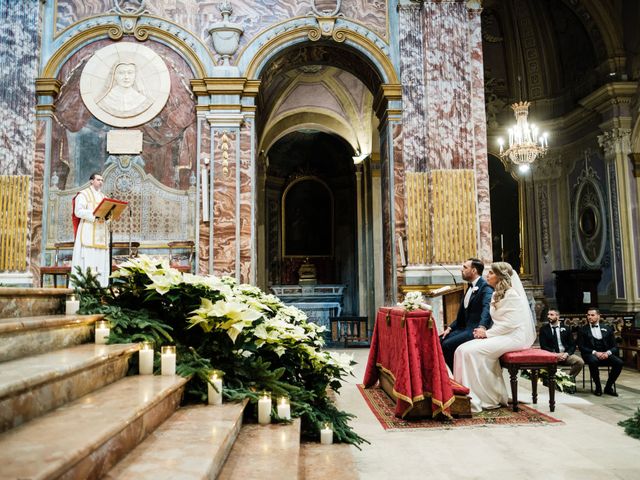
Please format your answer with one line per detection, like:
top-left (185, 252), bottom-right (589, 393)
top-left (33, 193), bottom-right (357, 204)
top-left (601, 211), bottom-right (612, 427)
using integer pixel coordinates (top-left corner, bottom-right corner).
top-left (498, 101), bottom-right (548, 172)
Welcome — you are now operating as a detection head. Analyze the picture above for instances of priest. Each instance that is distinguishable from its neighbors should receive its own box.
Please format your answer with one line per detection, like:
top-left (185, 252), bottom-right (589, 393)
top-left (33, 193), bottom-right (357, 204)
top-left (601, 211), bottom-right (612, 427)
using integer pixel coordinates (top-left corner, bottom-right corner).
top-left (71, 172), bottom-right (109, 287)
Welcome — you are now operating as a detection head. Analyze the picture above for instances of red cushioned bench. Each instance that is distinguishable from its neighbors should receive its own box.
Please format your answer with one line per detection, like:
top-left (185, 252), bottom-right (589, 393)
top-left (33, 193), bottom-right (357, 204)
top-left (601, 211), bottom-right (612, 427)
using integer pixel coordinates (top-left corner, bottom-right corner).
top-left (500, 348), bottom-right (559, 412)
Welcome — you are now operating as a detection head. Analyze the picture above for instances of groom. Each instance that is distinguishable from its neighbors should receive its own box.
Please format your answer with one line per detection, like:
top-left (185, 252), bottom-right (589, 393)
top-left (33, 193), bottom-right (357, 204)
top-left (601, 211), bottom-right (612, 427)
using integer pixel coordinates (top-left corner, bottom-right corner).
top-left (440, 258), bottom-right (493, 370)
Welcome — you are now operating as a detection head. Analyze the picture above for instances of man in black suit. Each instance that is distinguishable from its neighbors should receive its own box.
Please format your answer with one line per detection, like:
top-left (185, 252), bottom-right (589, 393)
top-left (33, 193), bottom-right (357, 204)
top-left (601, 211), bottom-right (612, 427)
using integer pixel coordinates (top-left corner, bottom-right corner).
top-left (577, 307), bottom-right (623, 396)
top-left (440, 258), bottom-right (493, 370)
top-left (539, 308), bottom-right (584, 379)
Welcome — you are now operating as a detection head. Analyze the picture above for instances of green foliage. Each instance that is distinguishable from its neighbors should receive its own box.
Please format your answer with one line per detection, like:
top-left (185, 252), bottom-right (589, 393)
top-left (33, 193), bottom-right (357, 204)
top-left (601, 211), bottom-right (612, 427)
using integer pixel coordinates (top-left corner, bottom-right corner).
top-left (73, 258), bottom-right (367, 446)
top-left (520, 368), bottom-right (576, 393)
top-left (618, 408), bottom-right (640, 440)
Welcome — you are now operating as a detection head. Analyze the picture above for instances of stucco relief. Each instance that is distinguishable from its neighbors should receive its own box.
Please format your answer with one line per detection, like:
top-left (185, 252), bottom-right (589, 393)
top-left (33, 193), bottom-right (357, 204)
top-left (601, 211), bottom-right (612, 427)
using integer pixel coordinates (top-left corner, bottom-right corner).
top-left (79, 43), bottom-right (170, 127)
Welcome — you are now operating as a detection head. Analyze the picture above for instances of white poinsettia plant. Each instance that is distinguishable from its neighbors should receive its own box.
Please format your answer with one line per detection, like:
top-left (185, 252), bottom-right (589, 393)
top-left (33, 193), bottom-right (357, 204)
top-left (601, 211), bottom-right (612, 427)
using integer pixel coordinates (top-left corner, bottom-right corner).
top-left (399, 291), bottom-right (433, 311)
top-left (112, 255), bottom-right (353, 374)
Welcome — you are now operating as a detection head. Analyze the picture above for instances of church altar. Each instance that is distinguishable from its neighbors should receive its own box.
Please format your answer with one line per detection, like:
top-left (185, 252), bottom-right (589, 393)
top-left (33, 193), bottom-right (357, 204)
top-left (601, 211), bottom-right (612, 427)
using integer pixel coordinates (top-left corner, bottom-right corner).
top-left (363, 307), bottom-right (460, 419)
top-left (270, 285), bottom-right (344, 332)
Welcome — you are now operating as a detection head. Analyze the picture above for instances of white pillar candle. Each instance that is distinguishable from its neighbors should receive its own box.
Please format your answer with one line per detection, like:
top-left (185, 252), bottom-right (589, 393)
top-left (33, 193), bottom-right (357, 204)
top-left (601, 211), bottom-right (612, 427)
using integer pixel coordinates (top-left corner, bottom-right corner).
top-left (94, 321), bottom-right (110, 344)
top-left (208, 373), bottom-right (223, 405)
top-left (161, 346), bottom-right (176, 376)
top-left (257, 392), bottom-right (272, 425)
top-left (277, 396), bottom-right (291, 420)
top-left (139, 342), bottom-right (154, 375)
top-left (65, 296), bottom-right (80, 315)
top-left (320, 423), bottom-right (333, 445)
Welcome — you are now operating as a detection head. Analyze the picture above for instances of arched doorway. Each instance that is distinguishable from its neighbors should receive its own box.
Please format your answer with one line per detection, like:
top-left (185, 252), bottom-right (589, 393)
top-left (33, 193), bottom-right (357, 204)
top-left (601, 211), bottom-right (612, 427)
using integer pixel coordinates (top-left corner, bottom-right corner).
top-left (253, 42), bottom-right (388, 319)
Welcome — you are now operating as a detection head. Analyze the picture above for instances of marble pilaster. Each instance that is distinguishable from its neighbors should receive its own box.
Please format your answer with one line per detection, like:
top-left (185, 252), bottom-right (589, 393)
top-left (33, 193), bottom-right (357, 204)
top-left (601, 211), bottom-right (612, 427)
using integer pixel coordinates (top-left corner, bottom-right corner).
top-left (599, 128), bottom-right (640, 308)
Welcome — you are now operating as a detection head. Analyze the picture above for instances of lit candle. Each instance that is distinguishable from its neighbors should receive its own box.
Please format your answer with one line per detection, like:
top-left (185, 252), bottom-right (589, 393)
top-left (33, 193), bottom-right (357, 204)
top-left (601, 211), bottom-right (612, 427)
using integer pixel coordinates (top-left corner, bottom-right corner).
top-left (65, 295), bottom-right (80, 315)
top-left (161, 346), bottom-right (176, 376)
top-left (94, 320), bottom-right (110, 344)
top-left (208, 372), bottom-right (223, 405)
top-left (139, 342), bottom-right (154, 375)
top-left (257, 392), bottom-right (272, 425)
top-left (320, 423), bottom-right (333, 445)
top-left (277, 396), bottom-right (291, 420)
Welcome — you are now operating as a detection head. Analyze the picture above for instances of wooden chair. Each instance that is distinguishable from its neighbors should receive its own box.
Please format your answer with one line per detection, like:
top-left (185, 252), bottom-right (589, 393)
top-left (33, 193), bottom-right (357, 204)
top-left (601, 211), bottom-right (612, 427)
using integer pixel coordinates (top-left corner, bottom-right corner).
top-left (111, 241), bottom-right (140, 270)
top-left (167, 241), bottom-right (194, 273)
top-left (500, 348), bottom-right (559, 412)
top-left (40, 241), bottom-right (75, 287)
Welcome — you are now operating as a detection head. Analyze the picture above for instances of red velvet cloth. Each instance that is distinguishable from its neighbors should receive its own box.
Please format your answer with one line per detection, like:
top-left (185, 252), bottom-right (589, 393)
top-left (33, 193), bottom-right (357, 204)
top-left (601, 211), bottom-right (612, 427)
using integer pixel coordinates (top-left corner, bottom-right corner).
top-left (363, 307), bottom-right (456, 418)
top-left (500, 348), bottom-right (559, 365)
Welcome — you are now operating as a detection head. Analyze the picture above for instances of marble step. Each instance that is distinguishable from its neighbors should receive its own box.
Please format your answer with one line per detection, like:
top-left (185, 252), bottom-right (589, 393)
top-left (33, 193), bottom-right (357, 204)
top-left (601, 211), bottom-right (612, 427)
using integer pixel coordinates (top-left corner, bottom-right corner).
top-left (300, 442), bottom-right (359, 480)
top-left (106, 400), bottom-right (248, 479)
top-left (0, 313), bottom-right (100, 362)
top-left (0, 287), bottom-right (72, 318)
top-left (0, 343), bottom-right (138, 433)
top-left (218, 419), bottom-right (302, 480)
top-left (0, 374), bottom-right (188, 480)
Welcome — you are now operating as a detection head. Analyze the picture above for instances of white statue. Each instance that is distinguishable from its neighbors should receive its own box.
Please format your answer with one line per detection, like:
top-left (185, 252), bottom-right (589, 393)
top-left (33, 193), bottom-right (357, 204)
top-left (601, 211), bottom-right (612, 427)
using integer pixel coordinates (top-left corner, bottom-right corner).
top-left (80, 43), bottom-right (171, 128)
top-left (95, 62), bottom-right (153, 118)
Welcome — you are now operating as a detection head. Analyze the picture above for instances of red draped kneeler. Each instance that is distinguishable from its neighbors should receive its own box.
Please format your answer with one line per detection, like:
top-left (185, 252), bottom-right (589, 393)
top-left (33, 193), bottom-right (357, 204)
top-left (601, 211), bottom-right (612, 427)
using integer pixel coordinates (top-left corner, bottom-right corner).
top-left (500, 348), bottom-right (559, 412)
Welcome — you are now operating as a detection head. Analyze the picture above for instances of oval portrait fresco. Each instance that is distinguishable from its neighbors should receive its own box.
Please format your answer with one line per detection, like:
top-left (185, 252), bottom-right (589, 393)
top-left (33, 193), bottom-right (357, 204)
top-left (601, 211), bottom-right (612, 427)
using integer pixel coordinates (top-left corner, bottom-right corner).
top-left (80, 43), bottom-right (171, 128)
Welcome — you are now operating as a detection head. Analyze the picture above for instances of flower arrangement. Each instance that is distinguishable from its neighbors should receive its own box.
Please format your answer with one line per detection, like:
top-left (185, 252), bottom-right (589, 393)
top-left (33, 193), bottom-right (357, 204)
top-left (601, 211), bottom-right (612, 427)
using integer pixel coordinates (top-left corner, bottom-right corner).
top-left (399, 291), bottom-right (432, 312)
top-left (71, 256), bottom-right (364, 446)
top-left (520, 368), bottom-right (576, 393)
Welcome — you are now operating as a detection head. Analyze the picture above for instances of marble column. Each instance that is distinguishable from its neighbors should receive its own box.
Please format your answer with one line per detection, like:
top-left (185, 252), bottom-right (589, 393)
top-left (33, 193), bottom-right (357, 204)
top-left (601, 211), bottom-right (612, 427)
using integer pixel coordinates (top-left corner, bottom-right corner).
top-left (397, 0), bottom-right (490, 286)
top-left (0, 0), bottom-right (40, 286)
top-left (598, 128), bottom-right (640, 309)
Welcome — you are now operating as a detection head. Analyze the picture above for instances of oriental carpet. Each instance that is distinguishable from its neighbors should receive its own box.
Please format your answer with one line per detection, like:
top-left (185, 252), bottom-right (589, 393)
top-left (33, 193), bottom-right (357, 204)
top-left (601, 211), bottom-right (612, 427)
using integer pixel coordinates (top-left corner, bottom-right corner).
top-left (358, 384), bottom-right (562, 430)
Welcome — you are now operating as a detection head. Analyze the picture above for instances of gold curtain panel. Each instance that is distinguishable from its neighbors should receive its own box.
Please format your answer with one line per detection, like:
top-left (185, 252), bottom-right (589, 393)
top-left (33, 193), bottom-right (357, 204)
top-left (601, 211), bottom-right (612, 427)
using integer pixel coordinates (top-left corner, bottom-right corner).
top-left (0, 175), bottom-right (30, 271)
top-left (405, 170), bottom-right (477, 265)
top-left (405, 172), bottom-right (430, 265)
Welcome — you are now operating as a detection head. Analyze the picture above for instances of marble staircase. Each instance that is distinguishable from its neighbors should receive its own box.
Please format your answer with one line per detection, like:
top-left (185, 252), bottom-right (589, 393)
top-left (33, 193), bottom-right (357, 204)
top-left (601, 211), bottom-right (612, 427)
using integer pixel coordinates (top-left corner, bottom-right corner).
top-left (0, 288), bottom-right (355, 479)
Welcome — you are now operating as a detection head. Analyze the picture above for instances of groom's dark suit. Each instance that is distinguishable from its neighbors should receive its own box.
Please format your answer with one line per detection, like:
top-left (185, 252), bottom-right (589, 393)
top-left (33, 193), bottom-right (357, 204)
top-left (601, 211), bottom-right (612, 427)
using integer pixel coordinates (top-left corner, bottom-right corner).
top-left (440, 277), bottom-right (493, 370)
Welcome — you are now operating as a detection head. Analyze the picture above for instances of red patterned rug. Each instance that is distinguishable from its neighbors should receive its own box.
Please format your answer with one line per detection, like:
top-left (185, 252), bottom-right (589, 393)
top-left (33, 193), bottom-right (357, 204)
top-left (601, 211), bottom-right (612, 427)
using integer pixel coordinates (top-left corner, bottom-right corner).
top-left (358, 384), bottom-right (563, 430)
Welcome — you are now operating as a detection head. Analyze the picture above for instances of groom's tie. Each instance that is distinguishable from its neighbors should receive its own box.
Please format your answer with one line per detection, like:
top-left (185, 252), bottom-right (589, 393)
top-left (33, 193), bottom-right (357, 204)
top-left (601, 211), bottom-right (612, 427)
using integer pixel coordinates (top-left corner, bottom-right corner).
top-left (552, 326), bottom-right (560, 352)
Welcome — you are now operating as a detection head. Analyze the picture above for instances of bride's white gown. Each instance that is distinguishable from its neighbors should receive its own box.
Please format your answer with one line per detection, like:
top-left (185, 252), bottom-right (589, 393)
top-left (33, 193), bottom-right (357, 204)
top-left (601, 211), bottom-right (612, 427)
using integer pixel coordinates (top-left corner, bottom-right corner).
top-left (453, 288), bottom-right (535, 412)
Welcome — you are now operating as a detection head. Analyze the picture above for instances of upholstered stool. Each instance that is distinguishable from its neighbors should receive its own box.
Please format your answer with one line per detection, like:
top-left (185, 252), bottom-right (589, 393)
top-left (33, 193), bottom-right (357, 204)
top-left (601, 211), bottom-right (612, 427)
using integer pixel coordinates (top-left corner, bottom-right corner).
top-left (500, 348), bottom-right (558, 412)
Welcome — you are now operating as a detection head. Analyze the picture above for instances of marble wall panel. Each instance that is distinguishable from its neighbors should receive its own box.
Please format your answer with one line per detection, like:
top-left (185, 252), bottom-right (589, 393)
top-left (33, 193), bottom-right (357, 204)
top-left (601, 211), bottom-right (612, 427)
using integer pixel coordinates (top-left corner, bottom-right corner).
top-left (30, 121), bottom-right (46, 284)
top-left (0, 0), bottom-right (39, 177)
top-left (238, 121), bottom-right (254, 284)
top-left (467, 6), bottom-right (491, 263)
top-left (54, 1), bottom-right (388, 63)
top-left (398, 3), bottom-right (425, 173)
top-left (198, 117), bottom-right (211, 275)
top-left (211, 129), bottom-right (238, 277)
top-left (422, 1), bottom-right (473, 170)
top-left (392, 122), bottom-right (406, 284)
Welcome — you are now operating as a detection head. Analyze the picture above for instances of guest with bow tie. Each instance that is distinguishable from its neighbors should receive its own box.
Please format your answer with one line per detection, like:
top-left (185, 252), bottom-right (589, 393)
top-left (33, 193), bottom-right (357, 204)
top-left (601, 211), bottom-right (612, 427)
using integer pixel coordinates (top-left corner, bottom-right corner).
top-left (539, 308), bottom-right (584, 381)
top-left (577, 307), bottom-right (623, 396)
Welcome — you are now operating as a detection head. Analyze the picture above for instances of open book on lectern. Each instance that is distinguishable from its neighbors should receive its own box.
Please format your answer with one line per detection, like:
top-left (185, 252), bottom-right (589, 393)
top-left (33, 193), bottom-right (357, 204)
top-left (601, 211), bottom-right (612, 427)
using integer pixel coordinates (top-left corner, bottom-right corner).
top-left (93, 197), bottom-right (128, 221)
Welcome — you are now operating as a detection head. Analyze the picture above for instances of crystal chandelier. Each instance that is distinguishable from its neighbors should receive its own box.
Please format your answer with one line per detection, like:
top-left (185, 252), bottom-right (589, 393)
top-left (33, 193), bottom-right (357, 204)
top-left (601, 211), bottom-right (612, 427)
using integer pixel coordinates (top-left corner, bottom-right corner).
top-left (498, 101), bottom-right (548, 172)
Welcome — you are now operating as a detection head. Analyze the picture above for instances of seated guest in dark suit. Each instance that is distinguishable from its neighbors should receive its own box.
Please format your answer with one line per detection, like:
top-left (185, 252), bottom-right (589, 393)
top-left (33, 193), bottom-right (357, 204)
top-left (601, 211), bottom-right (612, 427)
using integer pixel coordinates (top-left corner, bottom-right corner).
top-left (539, 308), bottom-right (584, 380)
top-left (440, 258), bottom-right (493, 370)
top-left (577, 307), bottom-right (623, 396)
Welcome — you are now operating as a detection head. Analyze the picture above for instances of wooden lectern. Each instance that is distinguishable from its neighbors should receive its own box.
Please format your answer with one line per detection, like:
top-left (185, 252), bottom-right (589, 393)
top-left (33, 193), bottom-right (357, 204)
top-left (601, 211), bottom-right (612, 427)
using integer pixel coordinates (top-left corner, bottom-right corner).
top-left (400, 284), bottom-right (465, 331)
top-left (93, 197), bottom-right (128, 221)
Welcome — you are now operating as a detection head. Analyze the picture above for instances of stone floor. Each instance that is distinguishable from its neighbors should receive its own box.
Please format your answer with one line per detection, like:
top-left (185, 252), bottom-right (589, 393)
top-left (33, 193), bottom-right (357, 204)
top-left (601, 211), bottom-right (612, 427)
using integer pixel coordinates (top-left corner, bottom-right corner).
top-left (331, 348), bottom-right (640, 480)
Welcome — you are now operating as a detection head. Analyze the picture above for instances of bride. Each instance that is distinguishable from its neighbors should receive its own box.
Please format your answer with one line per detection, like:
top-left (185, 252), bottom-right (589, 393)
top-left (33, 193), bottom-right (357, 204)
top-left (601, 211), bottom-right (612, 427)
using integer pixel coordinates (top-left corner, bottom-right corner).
top-left (453, 262), bottom-right (536, 413)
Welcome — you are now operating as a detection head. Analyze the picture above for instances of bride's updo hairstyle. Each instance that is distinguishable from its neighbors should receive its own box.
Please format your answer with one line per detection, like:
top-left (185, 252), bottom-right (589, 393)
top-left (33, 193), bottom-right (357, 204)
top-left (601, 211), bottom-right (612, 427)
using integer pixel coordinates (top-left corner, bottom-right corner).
top-left (490, 261), bottom-right (513, 306)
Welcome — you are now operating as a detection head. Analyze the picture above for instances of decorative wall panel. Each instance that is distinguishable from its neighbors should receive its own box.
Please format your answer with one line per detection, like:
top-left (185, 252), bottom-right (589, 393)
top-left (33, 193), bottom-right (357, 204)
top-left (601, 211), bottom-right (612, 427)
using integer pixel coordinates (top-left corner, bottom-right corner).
top-left (431, 169), bottom-right (478, 264)
top-left (47, 157), bottom-right (195, 245)
top-left (0, 176), bottom-right (30, 271)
